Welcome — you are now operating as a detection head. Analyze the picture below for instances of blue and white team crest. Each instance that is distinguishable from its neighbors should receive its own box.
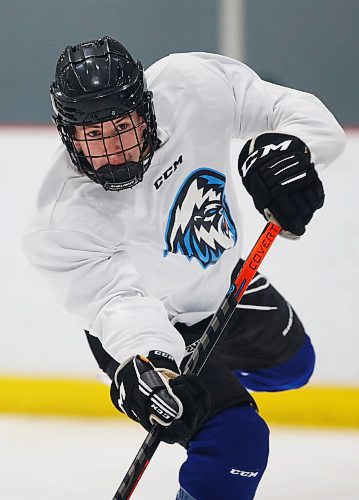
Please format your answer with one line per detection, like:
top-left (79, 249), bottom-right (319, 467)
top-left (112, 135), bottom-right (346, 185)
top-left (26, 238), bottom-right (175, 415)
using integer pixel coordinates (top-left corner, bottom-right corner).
top-left (164, 168), bottom-right (237, 268)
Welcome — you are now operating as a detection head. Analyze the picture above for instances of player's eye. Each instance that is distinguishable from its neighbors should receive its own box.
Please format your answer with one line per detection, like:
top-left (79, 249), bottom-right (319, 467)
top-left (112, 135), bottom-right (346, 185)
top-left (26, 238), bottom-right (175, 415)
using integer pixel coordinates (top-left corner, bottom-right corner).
top-left (116, 122), bottom-right (130, 132)
top-left (86, 130), bottom-right (102, 139)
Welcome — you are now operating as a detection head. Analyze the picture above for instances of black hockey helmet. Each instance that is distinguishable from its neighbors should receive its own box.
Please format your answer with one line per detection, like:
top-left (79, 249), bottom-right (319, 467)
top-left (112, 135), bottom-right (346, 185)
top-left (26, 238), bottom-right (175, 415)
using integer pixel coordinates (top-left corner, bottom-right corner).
top-left (50, 36), bottom-right (158, 191)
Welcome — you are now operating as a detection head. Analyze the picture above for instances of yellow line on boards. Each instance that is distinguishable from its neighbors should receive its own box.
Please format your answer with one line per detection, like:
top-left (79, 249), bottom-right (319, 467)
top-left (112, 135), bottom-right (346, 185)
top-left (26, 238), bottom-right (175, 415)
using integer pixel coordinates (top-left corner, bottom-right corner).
top-left (254, 386), bottom-right (359, 429)
top-left (1, 376), bottom-right (358, 428)
top-left (0, 376), bottom-right (120, 418)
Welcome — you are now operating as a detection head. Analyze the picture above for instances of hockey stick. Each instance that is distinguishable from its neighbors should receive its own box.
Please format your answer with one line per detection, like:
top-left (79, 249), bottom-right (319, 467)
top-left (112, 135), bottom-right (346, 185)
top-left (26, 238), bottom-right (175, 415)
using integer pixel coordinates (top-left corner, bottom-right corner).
top-left (113, 220), bottom-right (281, 500)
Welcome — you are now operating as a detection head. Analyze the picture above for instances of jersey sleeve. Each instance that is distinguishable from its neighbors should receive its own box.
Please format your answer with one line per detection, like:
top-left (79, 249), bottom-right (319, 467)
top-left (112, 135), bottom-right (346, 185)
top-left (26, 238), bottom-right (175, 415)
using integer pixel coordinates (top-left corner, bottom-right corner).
top-left (259, 81), bottom-right (346, 171)
top-left (187, 52), bottom-right (346, 170)
top-left (22, 228), bottom-right (186, 366)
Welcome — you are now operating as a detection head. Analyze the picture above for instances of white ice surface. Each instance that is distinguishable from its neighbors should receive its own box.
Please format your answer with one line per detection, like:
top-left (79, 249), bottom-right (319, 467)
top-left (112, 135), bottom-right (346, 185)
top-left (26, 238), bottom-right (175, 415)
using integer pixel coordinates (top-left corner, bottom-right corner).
top-left (1, 415), bottom-right (358, 500)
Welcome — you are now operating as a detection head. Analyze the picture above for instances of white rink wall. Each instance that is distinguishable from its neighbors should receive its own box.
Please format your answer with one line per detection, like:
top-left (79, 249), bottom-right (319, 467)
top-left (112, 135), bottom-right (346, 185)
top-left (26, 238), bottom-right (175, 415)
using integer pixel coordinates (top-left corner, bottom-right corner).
top-left (1, 127), bottom-right (358, 385)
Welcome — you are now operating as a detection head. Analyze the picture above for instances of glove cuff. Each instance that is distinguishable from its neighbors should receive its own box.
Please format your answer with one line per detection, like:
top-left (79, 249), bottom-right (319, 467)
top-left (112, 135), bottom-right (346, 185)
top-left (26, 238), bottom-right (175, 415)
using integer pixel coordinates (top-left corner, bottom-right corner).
top-left (147, 350), bottom-right (181, 377)
top-left (113, 350), bottom-right (180, 385)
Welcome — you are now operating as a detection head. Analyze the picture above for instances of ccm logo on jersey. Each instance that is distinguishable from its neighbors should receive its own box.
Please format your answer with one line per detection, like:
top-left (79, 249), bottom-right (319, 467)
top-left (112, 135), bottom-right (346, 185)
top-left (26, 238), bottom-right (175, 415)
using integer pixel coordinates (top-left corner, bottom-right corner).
top-left (241, 139), bottom-right (293, 178)
top-left (230, 469), bottom-right (259, 478)
top-left (154, 155), bottom-right (183, 190)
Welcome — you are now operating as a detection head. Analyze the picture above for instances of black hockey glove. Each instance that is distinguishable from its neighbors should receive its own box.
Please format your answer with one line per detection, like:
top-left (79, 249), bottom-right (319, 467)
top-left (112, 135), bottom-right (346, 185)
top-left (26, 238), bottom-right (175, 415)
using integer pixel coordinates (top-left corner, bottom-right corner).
top-left (110, 350), bottom-right (210, 444)
top-left (238, 133), bottom-right (325, 237)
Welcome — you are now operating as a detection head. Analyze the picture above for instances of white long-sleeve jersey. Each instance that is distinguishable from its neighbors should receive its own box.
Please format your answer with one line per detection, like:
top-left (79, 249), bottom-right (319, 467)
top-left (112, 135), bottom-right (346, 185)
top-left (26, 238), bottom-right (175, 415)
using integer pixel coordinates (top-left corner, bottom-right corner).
top-left (23, 52), bottom-right (345, 366)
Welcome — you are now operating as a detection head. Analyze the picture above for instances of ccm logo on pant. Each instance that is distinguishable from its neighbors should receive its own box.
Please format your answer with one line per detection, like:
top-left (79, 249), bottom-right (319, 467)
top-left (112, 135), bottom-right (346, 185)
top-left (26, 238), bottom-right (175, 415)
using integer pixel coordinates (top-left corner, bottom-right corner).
top-left (230, 469), bottom-right (259, 477)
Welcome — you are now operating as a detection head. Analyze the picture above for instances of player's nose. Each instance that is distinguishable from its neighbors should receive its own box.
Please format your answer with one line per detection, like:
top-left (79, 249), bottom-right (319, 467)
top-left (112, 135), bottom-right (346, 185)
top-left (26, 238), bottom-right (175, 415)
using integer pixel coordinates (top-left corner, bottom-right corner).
top-left (109, 153), bottom-right (127, 166)
top-left (103, 136), bottom-right (126, 163)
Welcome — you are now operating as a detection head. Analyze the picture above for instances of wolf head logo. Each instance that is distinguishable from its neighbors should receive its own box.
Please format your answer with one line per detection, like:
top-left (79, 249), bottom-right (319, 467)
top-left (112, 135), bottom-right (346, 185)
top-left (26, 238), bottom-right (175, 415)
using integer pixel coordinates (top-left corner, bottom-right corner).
top-left (164, 169), bottom-right (237, 268)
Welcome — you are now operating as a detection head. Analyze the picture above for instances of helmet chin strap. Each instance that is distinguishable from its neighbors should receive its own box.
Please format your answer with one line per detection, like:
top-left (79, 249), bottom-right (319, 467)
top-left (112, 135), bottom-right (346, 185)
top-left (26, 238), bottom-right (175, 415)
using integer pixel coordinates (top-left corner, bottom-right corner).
top-left (78, 154), bottom-right (149, 191)
top-left (96, 162), bottom-right (142, 188)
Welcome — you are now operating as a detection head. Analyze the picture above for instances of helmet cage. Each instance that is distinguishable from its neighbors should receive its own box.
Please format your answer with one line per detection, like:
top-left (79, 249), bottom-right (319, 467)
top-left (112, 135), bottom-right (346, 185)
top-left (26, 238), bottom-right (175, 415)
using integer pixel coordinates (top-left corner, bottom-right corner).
top-left (54, 91), bottom-right (157, 191)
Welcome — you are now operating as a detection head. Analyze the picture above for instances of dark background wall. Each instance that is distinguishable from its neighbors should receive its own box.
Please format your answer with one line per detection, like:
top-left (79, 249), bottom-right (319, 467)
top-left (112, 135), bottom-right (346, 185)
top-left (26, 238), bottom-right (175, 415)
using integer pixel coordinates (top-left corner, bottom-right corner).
top-left (0, 0), bottom-right (218, 123)
top-left (0, 0), bottom-right (357, 125)
top-left (245, 0), bottom-right (359, 126)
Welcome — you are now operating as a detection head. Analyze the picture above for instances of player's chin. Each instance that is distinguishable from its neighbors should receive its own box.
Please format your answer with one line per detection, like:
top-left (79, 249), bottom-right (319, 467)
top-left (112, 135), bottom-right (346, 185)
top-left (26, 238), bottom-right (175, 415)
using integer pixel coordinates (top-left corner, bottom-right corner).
top-left (110, 155), bottom-right (139, 166)
top-left (91, 154), bottom-right (129, 170)
top-left (91, 160), bottom-right (126, 171)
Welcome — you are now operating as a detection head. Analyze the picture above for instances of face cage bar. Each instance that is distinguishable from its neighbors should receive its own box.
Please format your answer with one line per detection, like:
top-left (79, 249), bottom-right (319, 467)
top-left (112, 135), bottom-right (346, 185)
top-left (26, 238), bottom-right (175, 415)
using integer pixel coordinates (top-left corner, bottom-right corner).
top-left (78, 112), bottom-right (146, 165)
top-left (60, 116), bottom-right (156, 191)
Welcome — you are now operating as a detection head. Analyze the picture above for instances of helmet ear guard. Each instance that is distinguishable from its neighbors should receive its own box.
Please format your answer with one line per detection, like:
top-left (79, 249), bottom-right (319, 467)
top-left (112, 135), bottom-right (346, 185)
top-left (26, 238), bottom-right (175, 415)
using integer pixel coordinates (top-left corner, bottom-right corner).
top-left (50, 36), bottom-right (158, 191)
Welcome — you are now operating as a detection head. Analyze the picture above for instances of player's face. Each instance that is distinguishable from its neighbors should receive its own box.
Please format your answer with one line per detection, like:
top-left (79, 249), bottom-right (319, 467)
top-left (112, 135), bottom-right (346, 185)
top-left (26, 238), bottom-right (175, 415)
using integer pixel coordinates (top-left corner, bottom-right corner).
top-left (73, 111), bottom-right (147, 170)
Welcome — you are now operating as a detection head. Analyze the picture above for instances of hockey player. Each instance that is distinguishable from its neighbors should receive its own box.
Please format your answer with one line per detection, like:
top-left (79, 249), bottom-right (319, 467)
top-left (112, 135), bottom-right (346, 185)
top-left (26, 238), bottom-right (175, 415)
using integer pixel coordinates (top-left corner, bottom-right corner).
top-left (23, 36), bottom-right (345, 499)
